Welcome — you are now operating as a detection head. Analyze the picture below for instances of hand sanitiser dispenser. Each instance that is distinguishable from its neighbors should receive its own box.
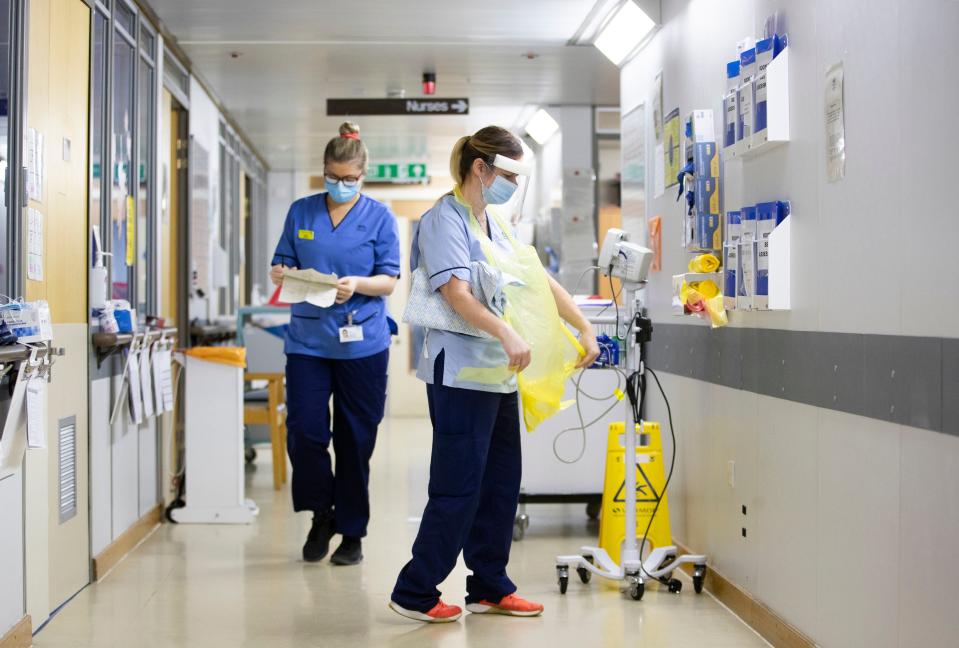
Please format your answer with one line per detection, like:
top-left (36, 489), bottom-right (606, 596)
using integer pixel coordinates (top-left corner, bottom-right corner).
top-left (90, 244), bottom-right (111, 313)
top-left (90, 225), bottom-right (110, 312)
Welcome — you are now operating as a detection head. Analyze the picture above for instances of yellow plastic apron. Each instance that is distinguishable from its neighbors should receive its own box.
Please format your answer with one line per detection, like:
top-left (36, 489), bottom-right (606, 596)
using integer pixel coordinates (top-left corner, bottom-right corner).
top-left (452, 188), bottom-right (584, 431)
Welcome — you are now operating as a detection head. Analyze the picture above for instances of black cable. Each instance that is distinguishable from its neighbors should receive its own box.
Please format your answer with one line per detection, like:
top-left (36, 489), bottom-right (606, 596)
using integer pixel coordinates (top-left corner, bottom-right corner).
top-left (634, 367), bottom-right (677, 581)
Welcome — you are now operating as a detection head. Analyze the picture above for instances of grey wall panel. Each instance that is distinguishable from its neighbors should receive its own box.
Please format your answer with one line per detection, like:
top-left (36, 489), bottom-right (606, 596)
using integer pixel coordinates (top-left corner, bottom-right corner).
top-left (649, 323), bottom-right (951, 437)
top-left (0, 473), bottom-right (24, 634)
top-left (138, 419), bottom-right (158, 516)
top-left (717, 327), bottom-right (743, 390)
top-left (90, 377), bottom-right (112, 556)
top-left (943, 339), bottom-right (959, 437)
top-left (814, 332), bottom-right (866, 418)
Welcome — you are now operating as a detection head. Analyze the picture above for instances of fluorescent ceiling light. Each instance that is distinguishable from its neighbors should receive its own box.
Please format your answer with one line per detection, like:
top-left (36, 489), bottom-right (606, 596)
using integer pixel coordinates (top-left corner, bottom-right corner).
top-left (525, 108), bottom-right (559, 145)
top-left (594, 1), bottom-right (656, 65)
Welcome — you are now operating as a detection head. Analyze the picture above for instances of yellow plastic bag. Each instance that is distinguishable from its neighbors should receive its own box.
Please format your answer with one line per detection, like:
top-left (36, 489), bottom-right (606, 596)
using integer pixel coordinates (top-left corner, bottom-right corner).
top-left (185, 346), bottom-right (247, 368)
top-left (453, 188), bottom-right (584, 431)
top-left (688, 253), bottom-right (720, 273)
top-left (680, 280), bottom-right (728, 328)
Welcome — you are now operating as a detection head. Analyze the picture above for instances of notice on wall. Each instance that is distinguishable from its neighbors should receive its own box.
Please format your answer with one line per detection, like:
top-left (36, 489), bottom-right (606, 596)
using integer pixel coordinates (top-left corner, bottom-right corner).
top-left (153, 346), bottom-right (175, 413)
top-left (27, 208), bottom-right (43, 281)
top-left (652, 71), bottom-right (664, 145)
top-left (25, 128), bottom-right (45, 202)
top-left (126, 196), bottom-right (136, 266)
top-left (621, 104), bottom-right (647, 237)
top-left (663, 108), bottom-right (681, 187)
top-left (26, 376), bottom-right (46, 449)
top-left (825, 61), bottom-right (846, 183)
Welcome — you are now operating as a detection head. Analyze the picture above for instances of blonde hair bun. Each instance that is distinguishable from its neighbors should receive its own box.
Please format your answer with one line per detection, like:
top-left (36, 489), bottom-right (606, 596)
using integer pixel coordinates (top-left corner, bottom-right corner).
top-left (339, 122), bottom-right (361, 138)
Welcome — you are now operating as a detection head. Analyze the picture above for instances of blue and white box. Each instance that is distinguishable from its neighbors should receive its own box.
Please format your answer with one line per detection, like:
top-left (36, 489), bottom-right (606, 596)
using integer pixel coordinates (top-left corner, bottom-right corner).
top-left (724, 243), bottom-right (738, 310)
top-left (688, 109), bottom-right (716, 143)
top-left (740, 205), bottom-right (758, 242)
top-left (755, 202), bottom-right (778, 309)
top-left (754, 38), bottom-right (774, 133)
top-left (725, 210), bottom-right (742, 246)
top-left (694, 141), bottom-right (719, 179)
top-left (724, 61), bottom-right (740, 148)
top-left (695, 176), bottom-right (720, 216)
top-left (697, 212), bottom-right (722, 252)
top-left (737, 48), bottom-right (756, 142)
top-left (737, 239), bottom-right (757, 311)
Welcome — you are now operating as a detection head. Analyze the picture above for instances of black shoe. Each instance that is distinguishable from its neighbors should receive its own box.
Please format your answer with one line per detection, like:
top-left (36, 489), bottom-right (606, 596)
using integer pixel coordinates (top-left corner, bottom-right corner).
top-left (330, 536), bottom-right (363, 566)
top-left (302, 513), bottom-right (335, 563)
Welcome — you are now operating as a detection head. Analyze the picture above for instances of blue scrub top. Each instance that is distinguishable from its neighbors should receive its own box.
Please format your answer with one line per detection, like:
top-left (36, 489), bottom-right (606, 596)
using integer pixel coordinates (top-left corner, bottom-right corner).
top-left (272, 192), bottom-right (401, 360)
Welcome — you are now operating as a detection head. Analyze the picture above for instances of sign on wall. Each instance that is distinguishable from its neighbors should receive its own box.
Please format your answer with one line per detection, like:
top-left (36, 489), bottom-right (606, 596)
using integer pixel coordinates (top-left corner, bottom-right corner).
top-left (327, 98), bottom-right (469, 116)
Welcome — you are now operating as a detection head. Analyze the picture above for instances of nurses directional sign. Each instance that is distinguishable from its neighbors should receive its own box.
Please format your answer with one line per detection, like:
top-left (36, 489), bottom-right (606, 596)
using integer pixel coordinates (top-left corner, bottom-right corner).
top-left (367, 162), bottom-right (429, 183)
top-left (327, 98), bottom-right (469, 116)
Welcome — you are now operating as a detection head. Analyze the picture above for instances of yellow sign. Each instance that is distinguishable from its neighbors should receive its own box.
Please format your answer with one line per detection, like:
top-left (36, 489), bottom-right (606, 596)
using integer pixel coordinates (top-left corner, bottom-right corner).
top-left (298, 229), bottom-right (315, 240)
top-left (598, 421), bottom-right (672, 571)
top-left (664, 108), bottom-right (681, 187)
top-left (126, 196), bottom-right (135, 266)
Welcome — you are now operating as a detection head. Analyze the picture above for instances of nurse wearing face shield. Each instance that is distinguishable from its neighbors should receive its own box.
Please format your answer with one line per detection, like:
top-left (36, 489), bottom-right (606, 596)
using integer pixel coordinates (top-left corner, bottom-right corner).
top-left (390, 126), bottom-right (600, 623)
top-left (270, 122), bottom-right (400, 567)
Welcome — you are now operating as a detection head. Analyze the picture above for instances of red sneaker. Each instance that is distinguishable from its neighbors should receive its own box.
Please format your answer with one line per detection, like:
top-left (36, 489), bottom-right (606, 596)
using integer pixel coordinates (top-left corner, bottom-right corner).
top-left (466, 593), bottom-right (544, 617)
top-left (389, 599), bottom-right (463, 623)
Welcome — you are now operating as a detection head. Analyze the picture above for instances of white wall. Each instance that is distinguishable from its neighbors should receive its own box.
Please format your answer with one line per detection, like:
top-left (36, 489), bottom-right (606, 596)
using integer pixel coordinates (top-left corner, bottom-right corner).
top-left (622, 1), bottom-right (959, 646)
top-left (188, 78), bottom-right (222, 321)
top-left (0, 472), bottom-right (24, 635)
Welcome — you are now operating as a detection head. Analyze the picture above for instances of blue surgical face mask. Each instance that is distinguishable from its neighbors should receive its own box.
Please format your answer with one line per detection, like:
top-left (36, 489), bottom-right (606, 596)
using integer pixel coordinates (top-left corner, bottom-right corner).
top-left (326, 179), bottom-right (361, 203)
top-left (481, 174), bottom-right (517, 205)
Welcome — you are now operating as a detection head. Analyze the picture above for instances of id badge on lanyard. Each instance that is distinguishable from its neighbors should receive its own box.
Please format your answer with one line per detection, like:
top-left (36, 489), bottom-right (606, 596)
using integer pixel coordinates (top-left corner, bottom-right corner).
top-left (339, 311), bottom-right (364, 343)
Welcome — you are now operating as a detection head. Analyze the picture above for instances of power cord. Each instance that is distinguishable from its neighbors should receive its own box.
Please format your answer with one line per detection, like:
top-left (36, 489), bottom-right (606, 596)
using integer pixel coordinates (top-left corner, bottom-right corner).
top-left (552, 367), bottom-right (627, 464)
top-left (634, 366), bottom-right (677, 581)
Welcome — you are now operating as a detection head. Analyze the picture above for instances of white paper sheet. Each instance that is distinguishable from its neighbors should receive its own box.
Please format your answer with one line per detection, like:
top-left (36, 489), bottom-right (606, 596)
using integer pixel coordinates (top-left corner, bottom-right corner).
top-left (825, 61), bottom-right (845, 183)
top-left (279, 268), bottom-right (339, 308)
top-left (654, 144), bottom-right (666, 198)
top-left (28, 209), bottom-right (43, 281)
top-left (154, 348), bottom-right (174, 413)
top-left (140, 345), bottom-right (155, 418)
top-left (0, 367), bottom-right (30, 478)
top-left (127, 350), bottom-right (144, 425)
top-left (26, 376), bottom-right (45, 449)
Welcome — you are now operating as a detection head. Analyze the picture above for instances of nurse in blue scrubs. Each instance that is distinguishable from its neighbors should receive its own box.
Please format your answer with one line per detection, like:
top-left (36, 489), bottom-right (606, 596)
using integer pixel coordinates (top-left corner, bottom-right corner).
top-left (270, 122), bottom-right (400, 566)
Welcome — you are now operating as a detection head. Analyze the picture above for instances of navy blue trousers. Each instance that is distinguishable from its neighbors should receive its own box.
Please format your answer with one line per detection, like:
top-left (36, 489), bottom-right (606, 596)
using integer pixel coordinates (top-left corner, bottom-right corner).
top-left (285, 350), bottom-right (388, 538)
top-left (392, 351), bottom-right (522, 612)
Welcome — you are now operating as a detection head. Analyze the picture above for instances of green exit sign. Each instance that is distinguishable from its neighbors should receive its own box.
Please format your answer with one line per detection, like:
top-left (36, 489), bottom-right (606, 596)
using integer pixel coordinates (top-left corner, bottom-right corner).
top-left (368, 162), bottom-right (429, 184)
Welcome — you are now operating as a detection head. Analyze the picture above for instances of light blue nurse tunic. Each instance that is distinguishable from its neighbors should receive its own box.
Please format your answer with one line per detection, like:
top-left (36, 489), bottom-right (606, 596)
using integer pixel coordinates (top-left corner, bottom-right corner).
top-left (411, 193), bottom-right (517, 394)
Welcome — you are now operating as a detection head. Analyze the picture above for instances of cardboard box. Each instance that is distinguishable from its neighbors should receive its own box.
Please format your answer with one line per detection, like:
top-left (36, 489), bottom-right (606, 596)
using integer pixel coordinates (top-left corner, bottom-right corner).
top-left (694, 142), bottom-right (719, 179)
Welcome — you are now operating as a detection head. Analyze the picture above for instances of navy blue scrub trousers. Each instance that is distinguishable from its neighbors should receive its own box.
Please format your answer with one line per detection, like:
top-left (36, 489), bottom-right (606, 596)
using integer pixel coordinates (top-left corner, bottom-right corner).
top-left (285, 349), bottom-right (388, 538)
top-left (392, 351), bottom-right (522, 612)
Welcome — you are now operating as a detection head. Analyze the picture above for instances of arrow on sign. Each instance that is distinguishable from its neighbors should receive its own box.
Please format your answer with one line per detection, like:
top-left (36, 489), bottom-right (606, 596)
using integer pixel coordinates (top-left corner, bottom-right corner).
top-left (451, 100), bottom-right (468, 114)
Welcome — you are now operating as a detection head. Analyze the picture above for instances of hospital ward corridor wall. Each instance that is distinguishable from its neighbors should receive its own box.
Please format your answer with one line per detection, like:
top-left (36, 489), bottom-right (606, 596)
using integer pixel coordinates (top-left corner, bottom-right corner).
top-left (31, 415), bottom-right (768, 648)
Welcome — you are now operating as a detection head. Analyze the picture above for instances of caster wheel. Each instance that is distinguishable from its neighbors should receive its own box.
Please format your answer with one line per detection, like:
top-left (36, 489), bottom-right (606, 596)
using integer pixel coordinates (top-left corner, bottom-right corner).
top-left (245, 447), bottom-right (257, 464)
top-left (668, 578), bottom-right (683, 594)
top-left (512, 513), bottom-right (530, 541)
top-left (556, 566), bottom-right (570, 594)
top-left (586, 500), bottom-right (601, 520)
top-left (629, 581), bottom-right (644, 601)
top-left (693, 566), bottom-right (706, 594)
top-left (577, 567), bottom-right (591, 584)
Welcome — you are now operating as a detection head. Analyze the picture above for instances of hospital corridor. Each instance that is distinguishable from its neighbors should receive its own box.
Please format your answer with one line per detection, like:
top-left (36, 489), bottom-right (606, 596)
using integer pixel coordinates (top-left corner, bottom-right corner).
top-left (0, 1), bottom-right (957, 648)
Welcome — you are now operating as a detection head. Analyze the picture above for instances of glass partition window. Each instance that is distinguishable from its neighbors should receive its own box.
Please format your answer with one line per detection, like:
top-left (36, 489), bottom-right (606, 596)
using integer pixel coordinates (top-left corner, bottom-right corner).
top-left (90, 10), bottom-right (106, 273)
top-left (110, 29), bottom-right (135, 300)
top-left (136, 48), bottom-right (154, 314)
top-left (0, 0), bottom-right (11, 292)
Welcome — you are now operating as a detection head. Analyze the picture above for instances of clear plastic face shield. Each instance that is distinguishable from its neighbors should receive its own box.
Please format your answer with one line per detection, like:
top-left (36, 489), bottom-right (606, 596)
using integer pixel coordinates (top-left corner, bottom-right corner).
top-left (480, 152), bottom-right (533, 225)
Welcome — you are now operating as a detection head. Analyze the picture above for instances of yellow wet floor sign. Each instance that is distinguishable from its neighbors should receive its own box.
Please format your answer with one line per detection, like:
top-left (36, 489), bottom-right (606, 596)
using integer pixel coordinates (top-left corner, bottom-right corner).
top-left (598, 422), bottom-right (672, 570)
